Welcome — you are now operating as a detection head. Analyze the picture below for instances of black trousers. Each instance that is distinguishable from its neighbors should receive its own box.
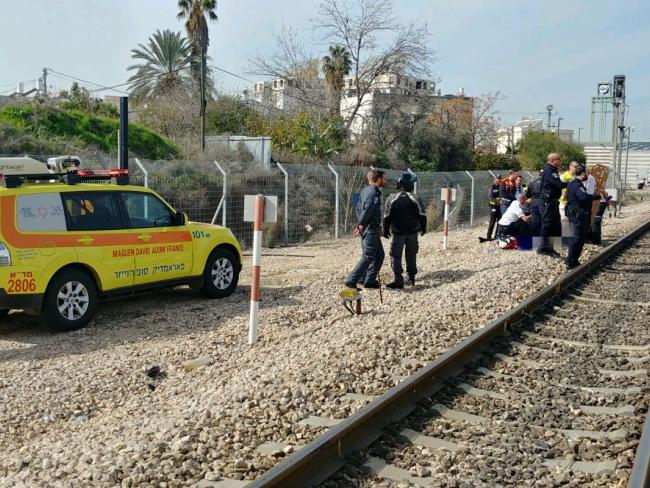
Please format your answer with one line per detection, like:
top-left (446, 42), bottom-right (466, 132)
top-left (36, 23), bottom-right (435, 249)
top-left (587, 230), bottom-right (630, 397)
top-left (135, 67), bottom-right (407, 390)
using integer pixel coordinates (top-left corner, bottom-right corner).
top-left (589, 201), bottom-right (607, 245)
top-left (390, 233), bottom-right (418, 285)
top-left (539, 200), bottom-right (561, 250)
top-left (567, 208), bottom-right (589, 266)
top-left (486, 205), bottom-right (500, 239)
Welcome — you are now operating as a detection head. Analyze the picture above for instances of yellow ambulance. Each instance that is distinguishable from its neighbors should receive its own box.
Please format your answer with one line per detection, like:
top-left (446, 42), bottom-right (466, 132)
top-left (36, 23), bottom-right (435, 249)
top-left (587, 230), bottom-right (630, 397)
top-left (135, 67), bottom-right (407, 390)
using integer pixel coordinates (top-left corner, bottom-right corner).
top-left (0, 158), bottom-right (242, 331)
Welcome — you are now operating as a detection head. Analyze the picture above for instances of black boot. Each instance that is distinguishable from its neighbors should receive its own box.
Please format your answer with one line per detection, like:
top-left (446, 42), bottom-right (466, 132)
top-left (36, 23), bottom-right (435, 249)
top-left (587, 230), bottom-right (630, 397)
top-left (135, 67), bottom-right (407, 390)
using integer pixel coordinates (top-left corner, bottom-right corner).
top-left (386, 281), bottom-right (404, 289)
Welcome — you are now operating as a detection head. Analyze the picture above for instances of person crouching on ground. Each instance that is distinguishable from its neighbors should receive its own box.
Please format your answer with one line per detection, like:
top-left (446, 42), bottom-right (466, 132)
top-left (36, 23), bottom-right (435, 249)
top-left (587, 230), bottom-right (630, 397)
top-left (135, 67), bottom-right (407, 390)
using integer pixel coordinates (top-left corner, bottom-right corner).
top-left (343, 170), bottom-right (386, 290)
top-left (496, 193), bottom-right (531, 243)
top-left (382, 173), bottom-right (427, 289)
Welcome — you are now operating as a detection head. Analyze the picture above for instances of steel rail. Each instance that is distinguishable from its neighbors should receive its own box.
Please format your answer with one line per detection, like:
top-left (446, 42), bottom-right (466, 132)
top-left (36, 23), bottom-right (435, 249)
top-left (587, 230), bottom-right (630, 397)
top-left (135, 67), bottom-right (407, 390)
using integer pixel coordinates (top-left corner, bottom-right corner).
top-left (247, 218), bottom-right (650, 488)
top-left (629, 408), bottom-right (650, 488)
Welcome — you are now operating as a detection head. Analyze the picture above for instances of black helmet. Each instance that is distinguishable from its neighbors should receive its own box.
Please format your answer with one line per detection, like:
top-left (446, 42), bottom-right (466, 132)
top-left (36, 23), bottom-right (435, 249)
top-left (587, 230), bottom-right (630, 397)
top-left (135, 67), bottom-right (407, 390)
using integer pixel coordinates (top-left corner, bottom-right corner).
top-left (397, 172), bottom-right (416, 192)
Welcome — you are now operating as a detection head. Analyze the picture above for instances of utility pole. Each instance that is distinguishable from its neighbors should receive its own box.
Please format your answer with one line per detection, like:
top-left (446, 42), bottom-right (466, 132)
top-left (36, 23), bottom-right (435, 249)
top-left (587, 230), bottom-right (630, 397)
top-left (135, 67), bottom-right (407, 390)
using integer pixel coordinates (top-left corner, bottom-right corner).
top-left (557, 117), bottom-right (563, 135)
top-left (546, 105), bottom-right (553, 131)
top-left (510, 125), bottom-right (515, 161)
top-left (42, 68), bottom-right (48, 97)
top-left (578, 127), bottom-right (583, 142)
top-left (199, 33), bottom-right (206, 152)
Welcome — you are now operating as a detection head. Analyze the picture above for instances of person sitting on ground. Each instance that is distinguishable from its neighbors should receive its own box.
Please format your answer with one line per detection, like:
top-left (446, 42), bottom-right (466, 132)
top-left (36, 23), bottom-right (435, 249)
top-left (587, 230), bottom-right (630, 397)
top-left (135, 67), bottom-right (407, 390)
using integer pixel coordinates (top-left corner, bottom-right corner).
top-left (496, 193), bottom-right (531, 246)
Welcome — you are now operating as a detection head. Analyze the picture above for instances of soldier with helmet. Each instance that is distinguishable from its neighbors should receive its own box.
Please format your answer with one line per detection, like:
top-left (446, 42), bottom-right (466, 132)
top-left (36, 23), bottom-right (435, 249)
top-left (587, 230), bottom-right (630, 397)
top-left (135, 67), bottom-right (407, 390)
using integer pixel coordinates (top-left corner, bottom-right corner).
top-left (382, 173), bottom-right (427, 289)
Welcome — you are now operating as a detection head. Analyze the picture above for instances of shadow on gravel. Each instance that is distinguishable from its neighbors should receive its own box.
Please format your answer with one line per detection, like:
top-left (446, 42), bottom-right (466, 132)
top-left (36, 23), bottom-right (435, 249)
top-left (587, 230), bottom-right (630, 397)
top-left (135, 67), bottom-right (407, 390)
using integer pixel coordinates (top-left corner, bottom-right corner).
top-left (417, 269), bottom-right (476, 283)
top-left (0, 284), bottom-right (304, 364)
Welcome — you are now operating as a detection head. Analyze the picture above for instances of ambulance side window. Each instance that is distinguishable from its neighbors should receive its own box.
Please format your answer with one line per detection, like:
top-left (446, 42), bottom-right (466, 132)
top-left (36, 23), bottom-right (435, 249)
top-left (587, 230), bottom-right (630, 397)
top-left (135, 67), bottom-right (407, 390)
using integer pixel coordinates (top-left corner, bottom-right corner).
top-left (119, 192), bottom-right (174, 228)
top-left (62, 192), bottom-right (123, 231)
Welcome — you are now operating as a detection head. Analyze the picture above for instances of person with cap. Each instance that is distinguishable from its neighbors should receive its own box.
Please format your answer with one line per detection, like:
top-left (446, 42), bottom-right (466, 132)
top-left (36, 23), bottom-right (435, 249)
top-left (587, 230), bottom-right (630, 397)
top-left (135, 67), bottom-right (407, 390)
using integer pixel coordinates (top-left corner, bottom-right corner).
top-left (382, 173), bottom-right (427, 289)
top-left (480, 174), bottom-right (502, 242)
top-left (537, 153), bottom-right (566, 256)
top-left (343, 170), bottom-right (386, 291)
top-left (565, 165), bottom-right (607, 269)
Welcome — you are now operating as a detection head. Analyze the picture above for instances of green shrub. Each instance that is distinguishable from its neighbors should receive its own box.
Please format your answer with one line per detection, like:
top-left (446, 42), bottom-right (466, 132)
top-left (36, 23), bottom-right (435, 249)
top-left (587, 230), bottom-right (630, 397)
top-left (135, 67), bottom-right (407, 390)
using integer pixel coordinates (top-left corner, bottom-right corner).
top-left (472, 153), bottom-right (521, 171)
top-left (0, 104), bottom-right (179, 159)
top-left (518, 131), bottom-right (585, 170)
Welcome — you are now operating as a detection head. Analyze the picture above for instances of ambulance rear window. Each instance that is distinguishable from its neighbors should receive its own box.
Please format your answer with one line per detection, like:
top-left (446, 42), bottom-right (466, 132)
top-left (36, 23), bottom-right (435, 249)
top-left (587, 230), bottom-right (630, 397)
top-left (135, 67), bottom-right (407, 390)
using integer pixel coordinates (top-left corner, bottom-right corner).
top-left (16, 193), bottom-right (67, 231)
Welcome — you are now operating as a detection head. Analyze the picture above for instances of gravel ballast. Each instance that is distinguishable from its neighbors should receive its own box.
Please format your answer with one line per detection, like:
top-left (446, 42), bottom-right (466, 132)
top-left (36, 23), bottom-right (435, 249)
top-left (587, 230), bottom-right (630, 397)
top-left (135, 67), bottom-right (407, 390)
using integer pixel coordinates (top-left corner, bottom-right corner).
top-left (1, 200), bottom-right (650, 486)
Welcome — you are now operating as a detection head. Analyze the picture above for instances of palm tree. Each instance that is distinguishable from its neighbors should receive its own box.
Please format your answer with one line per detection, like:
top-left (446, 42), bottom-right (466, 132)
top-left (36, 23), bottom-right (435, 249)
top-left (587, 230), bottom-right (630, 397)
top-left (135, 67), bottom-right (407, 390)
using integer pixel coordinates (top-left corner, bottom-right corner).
top-left (127, 29), bottom-right (192, 103)
top-left (177, 0), bottom-right (218, 83)
top-left (322, 45), bottom-right (352, 117)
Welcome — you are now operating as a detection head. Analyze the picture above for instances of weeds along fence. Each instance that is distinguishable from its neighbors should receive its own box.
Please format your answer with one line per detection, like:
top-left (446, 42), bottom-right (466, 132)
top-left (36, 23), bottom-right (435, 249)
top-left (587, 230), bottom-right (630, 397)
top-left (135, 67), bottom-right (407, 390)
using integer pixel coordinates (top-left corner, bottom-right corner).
top-left (3, 154), bottom-right (534, 248)
top-left (128, 160), bottom-right (535, 248)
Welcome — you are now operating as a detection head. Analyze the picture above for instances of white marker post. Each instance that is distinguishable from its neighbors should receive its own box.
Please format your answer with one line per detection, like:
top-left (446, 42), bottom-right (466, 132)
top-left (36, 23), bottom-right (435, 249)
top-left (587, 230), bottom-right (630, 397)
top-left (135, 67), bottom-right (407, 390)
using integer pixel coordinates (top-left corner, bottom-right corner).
top-left (243, 194), bottom-right (278, 345)
top-left (440, 188), bottom-right (456, 250)
top-left (249, 195), bottom-right (264, 344)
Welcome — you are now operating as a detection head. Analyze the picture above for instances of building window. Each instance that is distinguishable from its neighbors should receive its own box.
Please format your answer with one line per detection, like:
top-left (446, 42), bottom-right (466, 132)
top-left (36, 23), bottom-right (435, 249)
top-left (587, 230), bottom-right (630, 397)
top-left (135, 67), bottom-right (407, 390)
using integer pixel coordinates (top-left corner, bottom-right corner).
top-left (273, 80), bottom-right (277, 88)
top-left (389, 75), bottom-right (395, 85)
top-left (416, 81), bottom-right (422, 89)
top-left (422, 82), bottom-right (427, 89)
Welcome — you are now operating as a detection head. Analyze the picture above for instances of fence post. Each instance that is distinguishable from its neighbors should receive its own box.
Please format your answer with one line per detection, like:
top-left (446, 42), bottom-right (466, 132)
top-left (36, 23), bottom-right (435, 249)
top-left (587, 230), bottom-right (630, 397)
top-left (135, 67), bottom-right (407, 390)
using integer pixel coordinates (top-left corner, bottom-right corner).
top-left (465, 170), bottom-right (475, 227)
top-left (276, 162), bottom-right (289, 243)
top-left (443, 188), bottom-right (451, 250)
top-left (327, 163), bottom-right (340, 238)
top-left (407, 167), bottom-right (417, 193)
top-left (211, 161), bottom-right (228, 227)
top-left (488, 169), bottom-right (497, 179)
top-left (526, 171), bottom-right (534, 180)
top-left (133, 158), bottom-right (148, 188)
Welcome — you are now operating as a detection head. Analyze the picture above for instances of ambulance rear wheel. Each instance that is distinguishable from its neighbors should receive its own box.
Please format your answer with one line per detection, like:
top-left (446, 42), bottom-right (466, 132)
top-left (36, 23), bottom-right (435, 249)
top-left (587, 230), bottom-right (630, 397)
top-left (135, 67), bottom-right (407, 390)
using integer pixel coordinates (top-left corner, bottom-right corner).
top-left (199, 248), bottom-right (239, 298)
top-left (42, 270), bottom-right (97, 331)
top-left (0, 310), bottom-right (8, 319)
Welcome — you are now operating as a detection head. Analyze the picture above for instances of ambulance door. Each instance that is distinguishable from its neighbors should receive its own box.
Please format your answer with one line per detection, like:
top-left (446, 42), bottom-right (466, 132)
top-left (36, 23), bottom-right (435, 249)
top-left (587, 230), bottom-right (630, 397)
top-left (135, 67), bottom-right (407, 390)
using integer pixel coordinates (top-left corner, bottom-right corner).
top-left (116, 191), bottom-right (192, 285)
top-left (61, 191), bottom-right (135, 291)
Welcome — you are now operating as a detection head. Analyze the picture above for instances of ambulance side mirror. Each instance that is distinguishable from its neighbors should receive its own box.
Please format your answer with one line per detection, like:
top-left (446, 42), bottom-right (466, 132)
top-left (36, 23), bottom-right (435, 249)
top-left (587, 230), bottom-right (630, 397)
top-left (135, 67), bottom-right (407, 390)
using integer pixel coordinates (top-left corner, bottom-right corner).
top-left (175, 212), bottom-right (187, 226)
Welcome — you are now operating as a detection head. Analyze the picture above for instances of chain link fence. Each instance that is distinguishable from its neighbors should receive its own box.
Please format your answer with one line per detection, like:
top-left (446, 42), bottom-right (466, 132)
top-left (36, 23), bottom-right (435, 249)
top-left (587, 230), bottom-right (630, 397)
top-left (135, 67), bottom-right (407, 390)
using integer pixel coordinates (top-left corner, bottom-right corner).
top-left (2, 153), bottom-right (528, 248)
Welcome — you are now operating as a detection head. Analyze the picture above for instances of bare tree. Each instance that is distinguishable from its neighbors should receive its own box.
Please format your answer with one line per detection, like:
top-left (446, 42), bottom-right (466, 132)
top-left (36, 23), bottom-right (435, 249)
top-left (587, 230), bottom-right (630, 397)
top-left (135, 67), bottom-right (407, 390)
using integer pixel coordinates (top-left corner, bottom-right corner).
top-left (249, 26), bottom-right (328, 116)
top-left (471, 92), bottom-right (502, 153)
top-left (428, 91), bottom-right (503, 153)
top-left (314, 0), bottom-right (435, 131)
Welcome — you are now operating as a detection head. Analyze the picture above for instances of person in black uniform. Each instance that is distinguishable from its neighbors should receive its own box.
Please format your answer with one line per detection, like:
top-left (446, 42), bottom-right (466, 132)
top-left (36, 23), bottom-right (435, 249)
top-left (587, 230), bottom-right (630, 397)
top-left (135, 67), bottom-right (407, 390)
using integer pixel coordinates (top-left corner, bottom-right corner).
top-left (382, 173), bottom-right (427, 289)
top-left (538, 153), bottom-right (566, 256)
top-left (481, 175), bottom-right (502, 242)
top-left (565, 165), bottom-right (607, 269)
top-left (344, 170), bottom-right (386, 289)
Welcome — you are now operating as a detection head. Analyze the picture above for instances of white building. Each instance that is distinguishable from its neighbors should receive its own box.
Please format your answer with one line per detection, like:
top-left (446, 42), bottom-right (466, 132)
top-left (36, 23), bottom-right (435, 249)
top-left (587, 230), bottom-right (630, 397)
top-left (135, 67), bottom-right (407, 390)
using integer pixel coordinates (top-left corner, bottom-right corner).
top-left (249, 77), bottom-right (324, 112)
top-left (497, 118), bottom-right (574, 154)
top-left (340, 73), bottom-right (438, 138)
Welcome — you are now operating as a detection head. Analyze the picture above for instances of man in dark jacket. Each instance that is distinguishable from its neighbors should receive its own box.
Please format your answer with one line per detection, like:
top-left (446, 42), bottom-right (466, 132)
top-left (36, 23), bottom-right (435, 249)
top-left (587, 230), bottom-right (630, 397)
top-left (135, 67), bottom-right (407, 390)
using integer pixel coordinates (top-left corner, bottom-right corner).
top-left (382, 173), bottom-right (427, 289)
top-left (565, 166), bottom-right (607, 269)
top-left (537, 153), bottom-right (566, 256)
top-left (343, 170), bottom-right (386, 290)
top-left (482, 175), bottom-right (502, 242)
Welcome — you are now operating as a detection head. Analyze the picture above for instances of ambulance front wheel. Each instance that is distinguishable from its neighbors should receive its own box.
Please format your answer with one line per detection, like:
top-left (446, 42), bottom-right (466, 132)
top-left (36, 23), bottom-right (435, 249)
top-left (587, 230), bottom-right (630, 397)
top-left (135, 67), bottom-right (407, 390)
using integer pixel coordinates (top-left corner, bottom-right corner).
top-left (42, 269), bottom-right (98, 331)
top-left (199, 248), bottom-right (239, 298)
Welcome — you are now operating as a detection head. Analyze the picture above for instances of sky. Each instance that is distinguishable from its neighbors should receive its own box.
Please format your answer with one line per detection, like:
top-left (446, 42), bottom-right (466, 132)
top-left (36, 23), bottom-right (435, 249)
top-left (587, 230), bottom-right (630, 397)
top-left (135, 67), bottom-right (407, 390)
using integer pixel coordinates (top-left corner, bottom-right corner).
top-left (1, 0), bottom-right (649, 141)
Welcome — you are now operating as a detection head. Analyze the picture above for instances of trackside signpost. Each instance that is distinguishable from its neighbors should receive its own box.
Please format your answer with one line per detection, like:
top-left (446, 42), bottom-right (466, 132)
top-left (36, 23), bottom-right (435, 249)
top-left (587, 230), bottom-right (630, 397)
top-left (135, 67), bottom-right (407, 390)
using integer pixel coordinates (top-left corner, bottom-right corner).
top-left (441, 188), bottom-right (456, 250)
top-left (243, 194), bottom-right (278, 344)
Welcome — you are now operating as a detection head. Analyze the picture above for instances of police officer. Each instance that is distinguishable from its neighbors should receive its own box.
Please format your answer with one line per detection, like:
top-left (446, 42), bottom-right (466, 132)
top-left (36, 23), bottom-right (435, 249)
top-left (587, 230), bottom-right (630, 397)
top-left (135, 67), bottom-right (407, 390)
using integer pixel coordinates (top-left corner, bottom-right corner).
top-left (481, 175), bottom-right (502, 242)
top-left (344, 170), bottom-right (386, 290)
top-left (565, 165), bottom-right (607, 269)
top-left (382, 173), bottom-right (427, 289)
top-left (538, 153), bottom-right (566, 256)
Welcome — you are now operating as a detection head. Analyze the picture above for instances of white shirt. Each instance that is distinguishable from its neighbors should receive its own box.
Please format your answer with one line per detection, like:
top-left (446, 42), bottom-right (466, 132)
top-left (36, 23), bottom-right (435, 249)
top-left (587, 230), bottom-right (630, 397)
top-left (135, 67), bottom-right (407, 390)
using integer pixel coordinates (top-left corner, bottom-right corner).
top-left (498, 200), bottom-right (524, 226)
top-left (585, 174), bottom-right (596, 194)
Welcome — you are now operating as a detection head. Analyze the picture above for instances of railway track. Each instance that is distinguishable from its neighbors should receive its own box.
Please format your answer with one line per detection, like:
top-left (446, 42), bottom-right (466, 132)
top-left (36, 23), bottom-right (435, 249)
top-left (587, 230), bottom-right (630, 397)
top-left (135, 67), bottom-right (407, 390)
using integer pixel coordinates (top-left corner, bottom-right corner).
top-left (232, 221), bottom-right (650, 488)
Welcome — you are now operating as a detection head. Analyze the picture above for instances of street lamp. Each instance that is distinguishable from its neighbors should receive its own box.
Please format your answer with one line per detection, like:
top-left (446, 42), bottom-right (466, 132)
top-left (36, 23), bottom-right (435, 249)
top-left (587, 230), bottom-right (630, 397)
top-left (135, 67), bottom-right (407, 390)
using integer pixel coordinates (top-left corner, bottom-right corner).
top-left (557, 117), bottom-right (564, 135)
